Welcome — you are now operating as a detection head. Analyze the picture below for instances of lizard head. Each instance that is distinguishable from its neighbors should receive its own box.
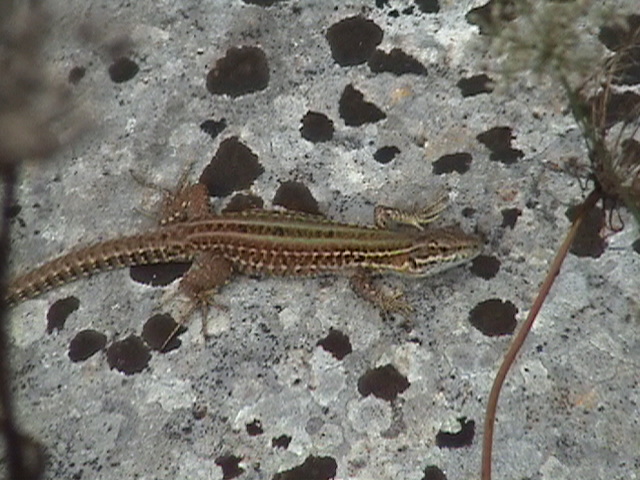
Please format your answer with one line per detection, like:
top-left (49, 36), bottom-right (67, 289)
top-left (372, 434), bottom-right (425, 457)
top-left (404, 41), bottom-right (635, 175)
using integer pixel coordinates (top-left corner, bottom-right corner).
top-left (401, 227), bottom-right (483, 277)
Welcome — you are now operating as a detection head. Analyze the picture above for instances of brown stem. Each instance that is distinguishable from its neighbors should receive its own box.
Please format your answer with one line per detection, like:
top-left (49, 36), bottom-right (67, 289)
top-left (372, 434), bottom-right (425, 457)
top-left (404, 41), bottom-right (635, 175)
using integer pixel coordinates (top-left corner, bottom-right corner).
top-left (481, 188), bottom-right (601, 480)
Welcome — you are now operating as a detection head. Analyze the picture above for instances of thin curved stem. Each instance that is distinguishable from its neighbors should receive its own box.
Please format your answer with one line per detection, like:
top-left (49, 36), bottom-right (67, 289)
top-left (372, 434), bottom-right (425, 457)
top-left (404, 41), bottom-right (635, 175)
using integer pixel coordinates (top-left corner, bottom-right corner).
top-left (481, 188), bottom-right (601, 480)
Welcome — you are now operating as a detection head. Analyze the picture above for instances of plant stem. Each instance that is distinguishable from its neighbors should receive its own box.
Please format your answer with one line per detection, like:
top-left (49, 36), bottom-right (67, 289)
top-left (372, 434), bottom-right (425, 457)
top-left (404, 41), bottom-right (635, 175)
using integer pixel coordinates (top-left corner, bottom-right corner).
top-left (481, 188), bottom-right (601, 480)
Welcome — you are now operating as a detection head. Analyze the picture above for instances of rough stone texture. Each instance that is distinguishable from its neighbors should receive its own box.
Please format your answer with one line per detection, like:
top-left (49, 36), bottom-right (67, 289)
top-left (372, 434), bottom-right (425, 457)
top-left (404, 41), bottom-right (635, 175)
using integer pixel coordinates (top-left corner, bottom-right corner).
top-left (6, 1), bottom-right (639, 479)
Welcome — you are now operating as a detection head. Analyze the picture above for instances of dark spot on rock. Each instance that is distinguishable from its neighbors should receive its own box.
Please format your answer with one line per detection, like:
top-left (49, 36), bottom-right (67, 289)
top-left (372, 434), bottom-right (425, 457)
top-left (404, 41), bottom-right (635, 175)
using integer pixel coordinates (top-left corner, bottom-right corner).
top-left (192, 403), bottom-right (208, 420)
top-left (272, 434), bottom-right (292, 449)
top-left (199, 137), bottom-right (264, 197)
top-left (466, 0), bottom-right (518, 35)
top-left (457, 74), bottom-right (494, 96)
top-left (632, 238), bottom-right (640, 254)
top-left (376, 0), bottom-right (390, 8)
top-left (368, 48), bottom-right (427, 75)
top-left (469, 299), bottom-right (517, 336)
top-left (317, 328), bottom-right (352, 360)
top-left (326, 16), bottom-right (383, 66)
top-left (200, 118), bottom-right (227, 140)
top-left (357, 364), bottom-right (409, 401)
top-left (422, 465), bottom-right (447, 480)
top-left (402, 6), bottom-right (415, 15)
top-left (414, 0), bottom-right (440, 14)
top-left (470, 255), bottom-right (500, 280)
top-left (246, 419), bottom-right (263, 436)
top-left (388, 9), bottom-right (400, 18)
top-left (476, 127), bottom-right (513, 151)
top-left (106, 335), bottom-right (151, 375)
top-left (566, 204), bottom-right (605, 258)
top-left (339, 84), bottom-right (386, 126)
top-left (206, 46), bottom-right (269, 97)
top-left (108, 57), bottom-right (139, 83)
top-left (598, 15), bottom-right (640, 85)
top-left (373, 145), bottom-right (400, 164)
top-left (215, 454), bottom-right (244, 480)
top-left (9, 217), bottom-right (27, 228)
top-left (273, 181), bottom-right (320, 215)
top-left (461, 207), bottom-right (476, 217)
top-left (5, 203), bottom-right (21, 218)
top-left (433, 152), bottom-right (472, 174)
top-left (142, 313), bottom-right (186, 353)
top-left (599, 14), bottom-right (640, 51)
top-left (68, 66), bottom-right (86, 85)
top-left (242, 0), bottom-right (283, 5)
top-left (436, 417), bottom-right (475, 448)
top-left (129, 262), bottom-right (191, 287)
top-left (476, 126), bottom-right (523, 164)
top-left (501, 207), bottom-right (521, 229)
top-left (68, 329), bottom-right (107, 362)
top-left (588, 91), bottom-right (640, 128)
top-left (222, 193), bottom-right (264, 213)
top-left (300, 111), bottom-right (334, 143)
top-left (46, 296), bottom-right (80, 333)
top-left (273, 455), bottom-right (337, 480)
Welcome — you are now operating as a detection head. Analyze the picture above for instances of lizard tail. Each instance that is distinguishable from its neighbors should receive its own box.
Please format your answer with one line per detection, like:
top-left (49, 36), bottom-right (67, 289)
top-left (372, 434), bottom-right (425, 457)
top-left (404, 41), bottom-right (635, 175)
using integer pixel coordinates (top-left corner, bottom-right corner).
top-left (6, 231), bottom-right (195, 305)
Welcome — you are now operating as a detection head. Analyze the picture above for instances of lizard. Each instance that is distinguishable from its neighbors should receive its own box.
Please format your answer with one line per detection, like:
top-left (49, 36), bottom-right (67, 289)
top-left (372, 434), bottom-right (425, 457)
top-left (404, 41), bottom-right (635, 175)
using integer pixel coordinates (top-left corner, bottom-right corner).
top-left (6, 183), bottom-right (483, 340)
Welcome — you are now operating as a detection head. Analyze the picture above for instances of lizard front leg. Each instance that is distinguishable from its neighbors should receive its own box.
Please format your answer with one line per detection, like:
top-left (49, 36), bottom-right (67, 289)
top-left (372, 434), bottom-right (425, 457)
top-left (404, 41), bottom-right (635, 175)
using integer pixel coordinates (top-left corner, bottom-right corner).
top-left (349, 269), bottom-right (413, 318)
top-left (374, 188), bottom-right (449, 230)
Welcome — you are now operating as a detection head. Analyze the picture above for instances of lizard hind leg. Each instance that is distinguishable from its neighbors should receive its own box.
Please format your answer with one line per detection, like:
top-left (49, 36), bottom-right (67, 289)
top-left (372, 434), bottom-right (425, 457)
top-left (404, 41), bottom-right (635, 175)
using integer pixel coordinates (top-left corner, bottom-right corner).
top-left (158, 181), bottom-right (212, 226)
top-left (159, 253), bottom-right (234, 351)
